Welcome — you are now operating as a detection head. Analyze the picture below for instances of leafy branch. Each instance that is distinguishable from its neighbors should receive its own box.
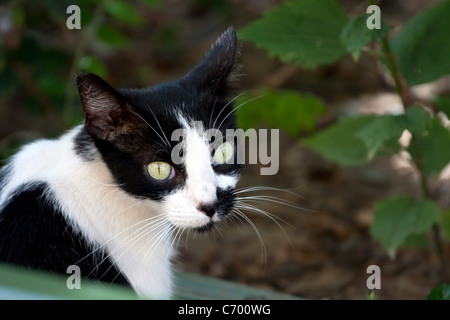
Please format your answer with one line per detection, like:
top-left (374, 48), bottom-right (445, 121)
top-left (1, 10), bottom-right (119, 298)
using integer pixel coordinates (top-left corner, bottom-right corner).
top-left (237, 0), bottom-right (450, 290)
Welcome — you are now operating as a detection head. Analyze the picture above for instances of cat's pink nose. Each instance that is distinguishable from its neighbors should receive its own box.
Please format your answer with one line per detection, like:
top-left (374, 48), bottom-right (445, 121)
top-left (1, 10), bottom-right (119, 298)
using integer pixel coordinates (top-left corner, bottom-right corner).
top-left (198, 202), bottom-right (217, 217)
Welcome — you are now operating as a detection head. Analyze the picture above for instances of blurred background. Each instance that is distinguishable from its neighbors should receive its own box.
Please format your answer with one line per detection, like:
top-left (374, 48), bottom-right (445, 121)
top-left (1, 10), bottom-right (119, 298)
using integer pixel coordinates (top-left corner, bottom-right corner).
top-left (0, 0), bottom-right (448, 299)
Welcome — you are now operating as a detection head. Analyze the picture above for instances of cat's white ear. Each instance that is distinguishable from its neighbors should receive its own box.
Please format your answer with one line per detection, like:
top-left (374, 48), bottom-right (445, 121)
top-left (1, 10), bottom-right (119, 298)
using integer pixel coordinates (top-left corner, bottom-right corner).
top-left (76, 73), bottom-right (145, 142)
top-left (182, 27), bottom-right (240, 95)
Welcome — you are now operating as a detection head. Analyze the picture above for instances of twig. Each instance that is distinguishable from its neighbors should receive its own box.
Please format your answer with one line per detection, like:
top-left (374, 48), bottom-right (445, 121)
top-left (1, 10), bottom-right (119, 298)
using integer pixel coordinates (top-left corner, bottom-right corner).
top-left (381, 31), bottom-right (449, 282)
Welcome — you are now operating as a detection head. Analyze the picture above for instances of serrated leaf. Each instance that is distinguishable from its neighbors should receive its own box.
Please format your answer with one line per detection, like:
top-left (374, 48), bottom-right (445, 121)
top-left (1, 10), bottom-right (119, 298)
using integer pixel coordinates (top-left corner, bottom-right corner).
top-left (238, 0), bottom-right (349, 68)
top-left (302, 115), bottom-right (375, 166)
top-left (340, 14), bottom-right (390, 61)
top-left (356, 114), bottom-right (405, 160)
top-left (428, 283), bottom-right (450, 300)
top-left (370, 196), bottom-right (441, 255)
top-left (390, 0), bottom-right (450, 85)
top-left (235, 89), bottom-right (327, 137)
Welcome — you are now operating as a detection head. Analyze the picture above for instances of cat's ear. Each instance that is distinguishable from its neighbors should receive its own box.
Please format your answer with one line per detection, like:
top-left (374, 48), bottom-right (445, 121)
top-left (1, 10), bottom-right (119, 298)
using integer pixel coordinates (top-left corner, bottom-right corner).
top-left (76, 73), bottom-right (145, 142)
top-left (181, 27), bottom-right (240, 95)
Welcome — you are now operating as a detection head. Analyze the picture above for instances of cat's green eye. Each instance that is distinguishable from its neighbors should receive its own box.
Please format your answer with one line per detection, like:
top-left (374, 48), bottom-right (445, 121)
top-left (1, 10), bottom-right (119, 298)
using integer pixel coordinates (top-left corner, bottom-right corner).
top-left (147, 161), bottom-right (174, 181)
top-left (213, 141), bottom-right (234, 165)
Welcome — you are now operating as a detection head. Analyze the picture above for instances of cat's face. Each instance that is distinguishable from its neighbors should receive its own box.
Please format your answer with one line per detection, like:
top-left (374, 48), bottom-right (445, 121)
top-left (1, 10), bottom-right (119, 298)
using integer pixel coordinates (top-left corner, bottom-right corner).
top-left (76, 28), bottom-right (241, 231)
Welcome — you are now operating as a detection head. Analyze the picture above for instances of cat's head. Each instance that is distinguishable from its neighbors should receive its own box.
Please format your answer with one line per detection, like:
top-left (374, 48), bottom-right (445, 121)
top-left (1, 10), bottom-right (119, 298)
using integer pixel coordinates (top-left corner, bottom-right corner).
top-left (76, 27), bottom-right (241, 231)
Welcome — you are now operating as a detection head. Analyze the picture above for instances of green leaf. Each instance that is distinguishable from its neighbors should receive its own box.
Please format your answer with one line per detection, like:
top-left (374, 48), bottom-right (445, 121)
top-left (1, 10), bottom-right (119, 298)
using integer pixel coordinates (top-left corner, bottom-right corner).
top-left (97, 24), bottom-right (129, 48)
top-left (302, 115), bottom-right (375, 166)
top-left (238, 0), bottom-right (349, 68)
top-left (106, 0), bottom-right (143, 27)
top-left (235, 89), bottom-right (327, 136)
top-left (405, 106), bottom-right (450, 177)
top-left (427, 283), bottom-right (450, 300)
top-left (400, 233), bottom-right (428, 248)
top-left (390, 0), bottom-right (450, 85)
top-left (405, 106), bottom-right (432, 135)
top-left (433, 95), bottom-right (450, 119)
top-left (340, 14), bottom-right (390, 61)
top-left (410, 117), bottom-right (450, 177)
top-left (356, 114), bottom-right (405, 161)
top-left (441, 209), bottom-right (450, 240)
top-left (370, 196), bottom-right (441, 256)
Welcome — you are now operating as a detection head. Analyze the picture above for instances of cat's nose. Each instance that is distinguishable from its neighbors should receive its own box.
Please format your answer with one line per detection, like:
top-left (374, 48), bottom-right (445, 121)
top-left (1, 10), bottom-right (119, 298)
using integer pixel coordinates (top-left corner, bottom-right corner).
top-left (198, 202), bottom-right (218, 218)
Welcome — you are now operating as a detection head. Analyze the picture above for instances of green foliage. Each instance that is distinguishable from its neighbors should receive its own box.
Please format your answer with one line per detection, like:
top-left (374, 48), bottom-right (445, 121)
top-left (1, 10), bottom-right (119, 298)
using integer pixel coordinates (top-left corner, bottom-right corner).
top-left (340, 13), bottom-right (389, 61)
top-left (433, 95), bottom-right (450, 120)
top-left (0, 0), bottom-right (161, 135)
top-left (428, 283), bottom-right (450, 300)
top-left (303, 114), bottom-right (405, 166)
top-left (106, 0), bottom-right (144, 27)
top-left (303, 115), bottom-right (377, 166)
top-left (370, 196), bottom-right (441, 256)
top-left (238, 0), bottom-right (349, 68)
top-left (238, 0), bottom-right (450, 269)
top-left (410, 117), bottom-right (450, 178)
top-left (404, 106), bottom-right (450, 178)
top-left (390, 0), bottom-right (450, 86)
top-left (236, 89), bottom-right (327, 136)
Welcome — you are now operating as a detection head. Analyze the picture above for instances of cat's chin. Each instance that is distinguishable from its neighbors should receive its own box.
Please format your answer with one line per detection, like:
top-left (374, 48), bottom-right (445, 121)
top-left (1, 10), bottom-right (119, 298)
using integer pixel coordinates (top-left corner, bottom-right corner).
top-left (193, 221), bottom-right (215, 233)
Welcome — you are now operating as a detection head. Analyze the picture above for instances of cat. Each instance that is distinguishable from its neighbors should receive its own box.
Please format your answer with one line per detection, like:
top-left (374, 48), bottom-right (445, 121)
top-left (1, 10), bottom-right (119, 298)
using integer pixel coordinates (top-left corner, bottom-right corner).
top-left (0, 27), bottom-right (243, 299)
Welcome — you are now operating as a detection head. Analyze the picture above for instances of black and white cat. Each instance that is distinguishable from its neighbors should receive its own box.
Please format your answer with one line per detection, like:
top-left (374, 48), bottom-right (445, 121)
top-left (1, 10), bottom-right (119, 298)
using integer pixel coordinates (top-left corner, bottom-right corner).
top-left (0, 28), bottom-right (242, 298)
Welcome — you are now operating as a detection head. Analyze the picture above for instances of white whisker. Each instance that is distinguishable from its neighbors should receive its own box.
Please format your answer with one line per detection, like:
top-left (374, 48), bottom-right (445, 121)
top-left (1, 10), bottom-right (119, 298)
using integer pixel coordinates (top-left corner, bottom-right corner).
top-left (232, 208), bottom-right (267, 268)
top-left (215, 94), bottom-right (267, 134)
top-left (148, 107), bottom-right (172, 148)
top-left (211, 91), bottom-right (248, 131)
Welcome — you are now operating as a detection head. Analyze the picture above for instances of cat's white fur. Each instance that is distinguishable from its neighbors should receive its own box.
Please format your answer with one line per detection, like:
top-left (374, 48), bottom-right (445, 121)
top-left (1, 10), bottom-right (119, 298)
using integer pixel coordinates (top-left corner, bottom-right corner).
top-left (165, 118), bottom-right (238, 228)
top-left (0, 117), bottom-right (238, 299)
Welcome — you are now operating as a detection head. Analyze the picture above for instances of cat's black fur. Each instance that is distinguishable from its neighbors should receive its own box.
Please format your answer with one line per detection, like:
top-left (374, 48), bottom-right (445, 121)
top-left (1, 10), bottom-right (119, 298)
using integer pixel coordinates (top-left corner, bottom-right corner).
top-left (0, 28), bottom-right (241, 290)
top-left (0, 181), bottom-right (128, 284)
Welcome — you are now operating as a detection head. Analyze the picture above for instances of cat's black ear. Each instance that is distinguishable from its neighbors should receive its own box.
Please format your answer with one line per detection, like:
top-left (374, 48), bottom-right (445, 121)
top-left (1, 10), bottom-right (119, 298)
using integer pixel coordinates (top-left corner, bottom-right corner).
top-left (76, 73), bottom-right (145, 142)
top-left (181, 27), bottom-right (240, 95)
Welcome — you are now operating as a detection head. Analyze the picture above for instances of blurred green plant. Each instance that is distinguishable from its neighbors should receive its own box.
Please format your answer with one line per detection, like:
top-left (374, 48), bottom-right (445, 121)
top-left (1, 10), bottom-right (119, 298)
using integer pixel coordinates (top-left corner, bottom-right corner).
top-left (237, 0), bottom-right (450, 296)
top-left (0, 0), bottom-right (161, 137)
top-left (427, 283), bottom-right (450, 300)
